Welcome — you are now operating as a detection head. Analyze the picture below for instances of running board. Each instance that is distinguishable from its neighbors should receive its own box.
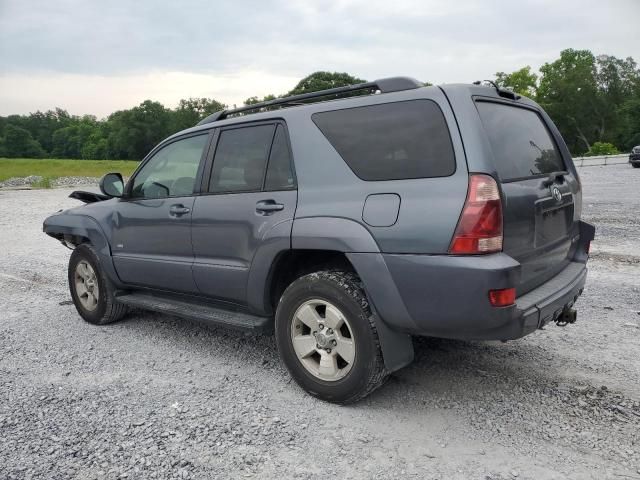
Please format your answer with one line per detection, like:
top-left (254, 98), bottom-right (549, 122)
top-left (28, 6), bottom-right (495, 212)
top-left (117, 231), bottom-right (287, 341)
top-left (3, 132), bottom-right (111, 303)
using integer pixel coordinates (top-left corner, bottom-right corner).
top-left (115, 292), bottom-right (272, 332)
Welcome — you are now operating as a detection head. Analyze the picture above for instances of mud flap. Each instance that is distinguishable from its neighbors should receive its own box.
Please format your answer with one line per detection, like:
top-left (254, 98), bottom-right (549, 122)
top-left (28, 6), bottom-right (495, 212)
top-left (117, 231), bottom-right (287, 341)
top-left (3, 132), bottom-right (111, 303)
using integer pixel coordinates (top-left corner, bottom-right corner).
top-left (371, 311), bottom-right (414, 373)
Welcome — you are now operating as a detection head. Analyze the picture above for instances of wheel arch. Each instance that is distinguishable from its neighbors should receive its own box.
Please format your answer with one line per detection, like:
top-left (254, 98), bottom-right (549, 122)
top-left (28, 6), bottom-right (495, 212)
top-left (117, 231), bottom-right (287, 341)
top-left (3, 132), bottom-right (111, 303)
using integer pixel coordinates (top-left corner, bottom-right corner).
top-left (43, 213), bottom-right (124, 288)
top-left (259, 246), bottom-right (415, 373)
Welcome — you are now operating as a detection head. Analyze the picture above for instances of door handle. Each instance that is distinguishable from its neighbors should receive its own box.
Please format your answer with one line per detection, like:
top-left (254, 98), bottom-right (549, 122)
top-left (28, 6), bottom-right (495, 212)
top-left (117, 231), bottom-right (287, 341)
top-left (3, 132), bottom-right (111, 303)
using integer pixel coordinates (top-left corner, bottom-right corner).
top-left (256, 200), bottom-right (284, 214)
top-left (169, 204), bottom-right (191, 216)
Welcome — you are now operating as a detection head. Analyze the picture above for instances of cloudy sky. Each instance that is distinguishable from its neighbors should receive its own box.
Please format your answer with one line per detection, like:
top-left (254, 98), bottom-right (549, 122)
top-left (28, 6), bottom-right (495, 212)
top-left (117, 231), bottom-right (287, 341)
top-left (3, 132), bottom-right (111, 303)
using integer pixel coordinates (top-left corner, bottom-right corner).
top-left (1, 0), bottom-right (638, 118)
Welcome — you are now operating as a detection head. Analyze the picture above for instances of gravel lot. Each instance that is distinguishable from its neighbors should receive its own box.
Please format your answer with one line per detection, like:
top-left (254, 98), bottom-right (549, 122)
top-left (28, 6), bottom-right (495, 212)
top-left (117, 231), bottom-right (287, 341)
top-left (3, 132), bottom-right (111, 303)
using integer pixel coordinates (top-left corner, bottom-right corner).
top-left (1, 164), bottom-right (639, 480)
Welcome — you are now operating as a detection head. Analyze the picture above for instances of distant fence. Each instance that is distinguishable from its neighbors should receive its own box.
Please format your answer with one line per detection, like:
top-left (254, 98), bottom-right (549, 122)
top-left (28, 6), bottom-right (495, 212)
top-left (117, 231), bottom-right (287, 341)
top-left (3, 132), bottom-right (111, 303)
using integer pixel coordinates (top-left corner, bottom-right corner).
top-left (573, 154), bottom-right (629, 167)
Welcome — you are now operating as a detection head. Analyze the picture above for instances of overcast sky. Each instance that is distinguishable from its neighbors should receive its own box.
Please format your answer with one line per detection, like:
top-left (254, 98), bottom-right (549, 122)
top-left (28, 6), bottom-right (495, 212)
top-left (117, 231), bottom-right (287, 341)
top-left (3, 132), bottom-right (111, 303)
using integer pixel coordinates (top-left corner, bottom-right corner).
top-left (1, 0), bottom-right (638, 118)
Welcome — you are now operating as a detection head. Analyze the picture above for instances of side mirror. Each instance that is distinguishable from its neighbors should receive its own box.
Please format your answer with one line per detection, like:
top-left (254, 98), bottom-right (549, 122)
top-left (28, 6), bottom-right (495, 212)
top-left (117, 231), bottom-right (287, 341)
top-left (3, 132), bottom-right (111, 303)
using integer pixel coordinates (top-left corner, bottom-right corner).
top-left (99, 172), bottom-right (124, 198)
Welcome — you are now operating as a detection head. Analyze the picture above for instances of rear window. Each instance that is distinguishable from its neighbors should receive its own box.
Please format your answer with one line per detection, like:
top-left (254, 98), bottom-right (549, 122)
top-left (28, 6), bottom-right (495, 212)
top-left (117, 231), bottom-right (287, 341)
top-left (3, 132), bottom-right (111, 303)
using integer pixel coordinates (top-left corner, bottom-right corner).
top-left (476, 101), bottom-right (565, 181)
top-left (312, 100), bottom-right (455, 181)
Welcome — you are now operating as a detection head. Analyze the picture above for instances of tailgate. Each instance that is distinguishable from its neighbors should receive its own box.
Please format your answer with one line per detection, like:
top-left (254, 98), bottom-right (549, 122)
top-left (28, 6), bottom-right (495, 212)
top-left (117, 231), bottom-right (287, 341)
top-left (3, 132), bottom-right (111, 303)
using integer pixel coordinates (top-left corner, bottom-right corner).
top-left (476, 101), bottom-right (580, 295)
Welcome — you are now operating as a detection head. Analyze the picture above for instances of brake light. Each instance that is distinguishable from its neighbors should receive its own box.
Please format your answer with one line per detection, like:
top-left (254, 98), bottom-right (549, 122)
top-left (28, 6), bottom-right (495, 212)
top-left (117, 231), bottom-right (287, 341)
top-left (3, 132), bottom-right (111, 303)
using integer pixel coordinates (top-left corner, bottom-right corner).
top-left (489, 288), bottom-right (516, 307)
top-left (449, 174), bottom-right (503, 254)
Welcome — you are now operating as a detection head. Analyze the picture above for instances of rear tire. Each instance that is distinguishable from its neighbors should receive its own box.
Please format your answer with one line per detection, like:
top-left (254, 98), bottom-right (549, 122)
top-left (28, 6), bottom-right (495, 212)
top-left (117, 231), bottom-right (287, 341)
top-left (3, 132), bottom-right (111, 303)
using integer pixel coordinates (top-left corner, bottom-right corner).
top-left (275, 270), bottom-right (388, 404)
top-left (68, 244), bottom-right (127, 325)
top-left (632, 163), bottom-right (640, 168)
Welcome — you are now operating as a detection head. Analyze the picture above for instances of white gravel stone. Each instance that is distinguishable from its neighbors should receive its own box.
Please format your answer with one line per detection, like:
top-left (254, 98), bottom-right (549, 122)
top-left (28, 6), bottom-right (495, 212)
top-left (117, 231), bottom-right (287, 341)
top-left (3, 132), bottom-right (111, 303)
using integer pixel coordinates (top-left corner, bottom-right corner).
top-left (0, 164), bottom-right (639, 478)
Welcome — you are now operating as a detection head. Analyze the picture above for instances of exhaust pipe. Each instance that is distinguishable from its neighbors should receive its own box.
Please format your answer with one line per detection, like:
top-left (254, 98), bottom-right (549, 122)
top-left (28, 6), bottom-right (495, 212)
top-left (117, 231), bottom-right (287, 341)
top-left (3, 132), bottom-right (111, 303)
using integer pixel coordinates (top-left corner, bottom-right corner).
top-left (555, 307), bottom-right (577, 327)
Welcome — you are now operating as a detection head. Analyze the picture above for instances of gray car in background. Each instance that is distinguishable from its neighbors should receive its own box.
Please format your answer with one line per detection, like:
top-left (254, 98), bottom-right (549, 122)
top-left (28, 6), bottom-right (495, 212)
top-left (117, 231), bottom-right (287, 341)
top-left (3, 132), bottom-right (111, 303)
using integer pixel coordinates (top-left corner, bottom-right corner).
top-left (630, 145), bottom-right (640, 167)
top-left (43, 77), bottom-right (595, 403)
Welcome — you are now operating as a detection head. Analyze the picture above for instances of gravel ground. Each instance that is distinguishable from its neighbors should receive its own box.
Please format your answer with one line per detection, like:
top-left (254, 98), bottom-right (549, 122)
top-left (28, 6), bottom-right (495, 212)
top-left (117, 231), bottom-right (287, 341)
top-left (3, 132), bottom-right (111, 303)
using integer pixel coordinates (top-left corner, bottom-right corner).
top-left (0, 164), bottom-right (638, 480)
top-left (0, 176), bottom-right (100, 189)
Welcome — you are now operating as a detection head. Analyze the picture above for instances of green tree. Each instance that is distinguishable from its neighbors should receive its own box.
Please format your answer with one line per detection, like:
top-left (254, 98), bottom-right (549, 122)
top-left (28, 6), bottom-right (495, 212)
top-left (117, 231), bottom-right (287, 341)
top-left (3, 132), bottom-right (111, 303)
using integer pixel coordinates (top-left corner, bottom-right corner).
top-left (20, 108), bottom-right (72, 154)
top-left (494, 66), bottom-right (538, 97)
top-left (241, 94), bottom-right (279, 113)
top-left (287, 71), bottom-right (366, 95)
top-left (81, 133), bottom-right (108, 159)
top-left (2, 124), bottom-right (46, 157)
top-left (596, 55), bottom-right (640, 149)
top-left (243, 94), bottom-right (277, 106)
top-left (536, 49), bottom-right (603, 154)
top-left (618, 97), bottom-right (640, 150)
top-left (584, 141), bottom-right (619, 156)
top-left (106, 100), bottom-right (172, 160)
top-left (170, 98), bottom-right (226, 132)
top-left (51, 116), bottom-right (99, 159)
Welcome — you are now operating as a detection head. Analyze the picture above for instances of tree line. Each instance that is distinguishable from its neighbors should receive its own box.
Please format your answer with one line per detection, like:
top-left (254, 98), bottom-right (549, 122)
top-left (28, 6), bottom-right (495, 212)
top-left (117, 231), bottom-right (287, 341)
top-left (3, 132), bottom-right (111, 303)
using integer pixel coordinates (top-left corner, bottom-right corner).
top-left (1, 49), bottom-right (638, 160)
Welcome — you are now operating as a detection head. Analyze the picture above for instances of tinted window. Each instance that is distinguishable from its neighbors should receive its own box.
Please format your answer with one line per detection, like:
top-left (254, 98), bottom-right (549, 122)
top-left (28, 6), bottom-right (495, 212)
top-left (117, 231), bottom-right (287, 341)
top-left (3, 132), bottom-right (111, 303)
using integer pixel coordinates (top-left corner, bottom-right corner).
top-left (209, 125), bottom-right (275, 193)
top-left (131, 134), bottom-right (208, 198)
top-left (312, 100), bottom-right (455, 181)
top-left (476, 102), bottom-right (565, 181)
top-left (264, 125), bottom-right (295, 190)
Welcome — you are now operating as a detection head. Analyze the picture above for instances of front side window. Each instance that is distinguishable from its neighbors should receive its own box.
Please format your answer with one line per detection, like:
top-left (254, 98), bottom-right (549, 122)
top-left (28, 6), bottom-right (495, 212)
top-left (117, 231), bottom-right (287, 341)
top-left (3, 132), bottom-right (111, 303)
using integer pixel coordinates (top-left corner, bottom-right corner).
top-left (130, 134), bottom-right (208, 198)
top-left (312, 100), bottom-right (456, 181)
top-left (209, 125), bottom-right (275, 193)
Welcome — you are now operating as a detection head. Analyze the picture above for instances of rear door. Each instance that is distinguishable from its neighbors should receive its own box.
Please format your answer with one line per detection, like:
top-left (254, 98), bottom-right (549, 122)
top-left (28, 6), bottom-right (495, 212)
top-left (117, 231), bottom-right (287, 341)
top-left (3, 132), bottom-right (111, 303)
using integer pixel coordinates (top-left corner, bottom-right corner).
top-left (191, 122), bottom-right (297, 304)
top-left (475, 100), bottom-right (580, 295)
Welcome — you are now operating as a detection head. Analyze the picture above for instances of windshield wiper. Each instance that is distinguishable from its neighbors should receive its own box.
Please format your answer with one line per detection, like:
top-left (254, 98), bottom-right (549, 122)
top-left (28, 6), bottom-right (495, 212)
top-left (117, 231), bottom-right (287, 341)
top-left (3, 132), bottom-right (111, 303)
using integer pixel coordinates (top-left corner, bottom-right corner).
top-left (473, 80), bottom-right (521, 100)
top-left (542, 171), bottom-right (568, 187)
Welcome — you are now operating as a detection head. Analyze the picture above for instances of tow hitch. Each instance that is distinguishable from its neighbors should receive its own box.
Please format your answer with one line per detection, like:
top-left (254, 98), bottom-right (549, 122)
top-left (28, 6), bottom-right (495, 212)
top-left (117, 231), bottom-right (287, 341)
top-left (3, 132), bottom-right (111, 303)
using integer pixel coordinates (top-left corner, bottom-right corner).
top-left (555, 307), bottom-right (577, 327)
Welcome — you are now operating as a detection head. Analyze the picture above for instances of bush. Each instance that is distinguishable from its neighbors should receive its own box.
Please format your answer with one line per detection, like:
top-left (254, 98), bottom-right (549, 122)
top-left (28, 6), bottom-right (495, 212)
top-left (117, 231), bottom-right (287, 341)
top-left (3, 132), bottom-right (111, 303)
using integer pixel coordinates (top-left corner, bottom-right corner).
top-left (32, 176), bottom-right (53, 189)
top-left (585, 142), bottom-right (619, 156)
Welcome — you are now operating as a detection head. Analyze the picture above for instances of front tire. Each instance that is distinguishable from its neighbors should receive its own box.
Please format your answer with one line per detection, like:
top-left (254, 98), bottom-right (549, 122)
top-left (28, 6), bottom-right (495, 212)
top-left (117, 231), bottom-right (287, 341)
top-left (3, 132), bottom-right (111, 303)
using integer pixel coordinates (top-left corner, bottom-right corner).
top-left (275, 270), bottom-right (388, 404)
top-left (68, 244), bottom-right (127, 325)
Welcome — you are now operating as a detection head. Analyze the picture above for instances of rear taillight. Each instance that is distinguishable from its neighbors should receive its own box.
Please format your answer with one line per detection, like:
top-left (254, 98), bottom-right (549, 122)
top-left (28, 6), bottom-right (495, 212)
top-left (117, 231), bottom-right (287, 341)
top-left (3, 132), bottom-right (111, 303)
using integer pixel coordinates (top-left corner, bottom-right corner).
top-left (449, 174), bottom-right (503, 254)
top-left (489, 288), bottom-right (516, 307)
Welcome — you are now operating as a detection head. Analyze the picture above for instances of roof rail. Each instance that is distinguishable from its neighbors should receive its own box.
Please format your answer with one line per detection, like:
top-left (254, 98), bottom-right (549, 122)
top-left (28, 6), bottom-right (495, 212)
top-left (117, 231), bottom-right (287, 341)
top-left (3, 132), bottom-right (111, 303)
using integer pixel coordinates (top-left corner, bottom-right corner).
top-left (196, 76), bottom-right (423, 126)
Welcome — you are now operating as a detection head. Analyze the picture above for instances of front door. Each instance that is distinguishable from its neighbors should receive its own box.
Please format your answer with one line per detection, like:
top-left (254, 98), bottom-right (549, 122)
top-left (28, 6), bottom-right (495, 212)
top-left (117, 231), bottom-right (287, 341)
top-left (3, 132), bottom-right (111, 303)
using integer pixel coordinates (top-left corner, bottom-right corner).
top-left (111, 132), bottom-right (211, 293)
top-left (192, 123), bottom-right (297, 304)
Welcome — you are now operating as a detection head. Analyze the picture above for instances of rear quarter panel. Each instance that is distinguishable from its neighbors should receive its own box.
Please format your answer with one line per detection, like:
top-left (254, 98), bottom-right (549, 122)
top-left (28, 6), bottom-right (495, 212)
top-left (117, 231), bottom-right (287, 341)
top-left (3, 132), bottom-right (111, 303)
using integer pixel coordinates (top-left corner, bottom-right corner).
top-left (284, 87), bottom-right (469, 254)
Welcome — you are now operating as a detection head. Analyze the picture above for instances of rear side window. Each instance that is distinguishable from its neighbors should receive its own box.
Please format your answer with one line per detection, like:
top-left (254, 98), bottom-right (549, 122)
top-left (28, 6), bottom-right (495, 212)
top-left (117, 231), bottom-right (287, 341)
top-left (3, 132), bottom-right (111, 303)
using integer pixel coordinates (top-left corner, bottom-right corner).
top-left (476, 101), bottom-right (565, 181)
top-left (264, 125), bottom-right (295, 190)
top-left (312, 100), bottom-right (455, 181)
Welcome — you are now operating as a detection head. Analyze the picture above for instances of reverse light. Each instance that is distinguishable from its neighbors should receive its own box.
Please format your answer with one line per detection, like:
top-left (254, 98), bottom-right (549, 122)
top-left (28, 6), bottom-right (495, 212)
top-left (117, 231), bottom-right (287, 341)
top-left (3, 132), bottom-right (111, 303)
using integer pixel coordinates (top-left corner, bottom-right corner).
top-left (449, 174), bottom-right (503, 254)
top-left (488, 288), bottom-right (516, 307)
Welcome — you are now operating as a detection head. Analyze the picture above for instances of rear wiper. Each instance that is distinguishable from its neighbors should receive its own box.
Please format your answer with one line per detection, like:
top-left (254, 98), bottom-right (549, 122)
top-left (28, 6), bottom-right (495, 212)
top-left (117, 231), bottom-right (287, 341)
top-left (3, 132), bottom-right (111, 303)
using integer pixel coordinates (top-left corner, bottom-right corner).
top-left (473, 80), bottom-right (521, 100)
top-left (542, 171), bottom-right (568, 187)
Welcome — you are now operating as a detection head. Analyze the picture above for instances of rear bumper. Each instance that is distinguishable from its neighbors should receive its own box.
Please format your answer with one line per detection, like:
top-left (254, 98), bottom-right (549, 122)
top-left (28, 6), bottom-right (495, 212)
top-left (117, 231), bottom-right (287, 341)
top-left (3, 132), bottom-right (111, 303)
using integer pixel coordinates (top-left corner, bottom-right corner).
top-left (516, 262), bottom-right (586, 333)
top-left (347, 221), bottom-right (594, 341)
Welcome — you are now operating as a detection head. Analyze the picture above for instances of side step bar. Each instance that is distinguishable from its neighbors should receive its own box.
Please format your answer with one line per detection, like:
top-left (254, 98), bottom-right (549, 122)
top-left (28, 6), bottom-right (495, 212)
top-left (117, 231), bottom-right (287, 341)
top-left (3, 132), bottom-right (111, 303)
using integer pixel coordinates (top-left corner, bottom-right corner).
top-left (116, 292), bottom-right (272, 332)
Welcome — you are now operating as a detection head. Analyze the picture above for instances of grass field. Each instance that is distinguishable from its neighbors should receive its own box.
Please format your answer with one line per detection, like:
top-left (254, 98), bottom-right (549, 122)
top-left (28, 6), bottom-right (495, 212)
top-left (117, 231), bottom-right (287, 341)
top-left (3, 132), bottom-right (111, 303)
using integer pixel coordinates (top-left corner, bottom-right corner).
top-left (0, 158), bottom-right (139, 183)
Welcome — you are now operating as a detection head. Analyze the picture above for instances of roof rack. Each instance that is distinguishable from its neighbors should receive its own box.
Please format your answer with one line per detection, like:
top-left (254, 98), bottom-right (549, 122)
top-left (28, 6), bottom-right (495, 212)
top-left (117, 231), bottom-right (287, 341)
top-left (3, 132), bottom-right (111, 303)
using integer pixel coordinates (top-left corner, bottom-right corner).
top-left (196, 76), bottom-right (423, 126)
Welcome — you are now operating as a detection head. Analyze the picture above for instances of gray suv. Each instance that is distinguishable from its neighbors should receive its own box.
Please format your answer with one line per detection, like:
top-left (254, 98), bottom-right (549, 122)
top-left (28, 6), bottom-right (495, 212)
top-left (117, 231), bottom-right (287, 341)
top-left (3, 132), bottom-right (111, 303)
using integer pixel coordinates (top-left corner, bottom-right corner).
top-left (44, 77), bottom-right (595, 403)
top-left (630, 145), bottom-right (640, 167)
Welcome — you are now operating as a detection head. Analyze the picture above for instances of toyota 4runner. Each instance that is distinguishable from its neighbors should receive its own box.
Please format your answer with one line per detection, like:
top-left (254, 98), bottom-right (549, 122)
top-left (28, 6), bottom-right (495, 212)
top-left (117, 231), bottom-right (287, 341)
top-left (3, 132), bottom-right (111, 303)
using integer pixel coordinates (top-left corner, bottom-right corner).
top-left (44, 77), bottom-right (595, 403)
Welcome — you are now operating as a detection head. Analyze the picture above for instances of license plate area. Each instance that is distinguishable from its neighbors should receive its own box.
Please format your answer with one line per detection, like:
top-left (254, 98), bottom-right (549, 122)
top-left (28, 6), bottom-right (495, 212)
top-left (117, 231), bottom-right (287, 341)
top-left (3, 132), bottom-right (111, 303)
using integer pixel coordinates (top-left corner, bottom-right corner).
top-left (535, 201), bottom-right (574, 248)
